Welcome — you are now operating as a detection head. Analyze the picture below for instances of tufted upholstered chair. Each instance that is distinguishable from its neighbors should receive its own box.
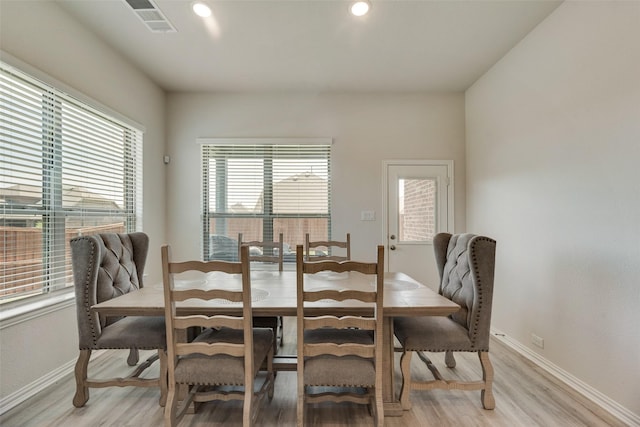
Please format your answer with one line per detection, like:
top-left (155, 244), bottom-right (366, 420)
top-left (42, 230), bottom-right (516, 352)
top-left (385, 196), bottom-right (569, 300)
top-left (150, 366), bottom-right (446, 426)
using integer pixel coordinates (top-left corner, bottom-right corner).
top-left (70, 232), bottom-right (167, 408)
top-left (393, 233), bottom-right (497, 411)
top-left (296, 244), bottom-right (384, 427)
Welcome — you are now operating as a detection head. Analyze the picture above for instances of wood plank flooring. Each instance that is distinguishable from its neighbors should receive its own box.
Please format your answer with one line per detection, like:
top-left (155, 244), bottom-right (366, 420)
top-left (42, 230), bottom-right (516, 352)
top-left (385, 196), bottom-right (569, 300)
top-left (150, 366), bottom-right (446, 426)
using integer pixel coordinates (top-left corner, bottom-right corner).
top-left (1, 317), bottom-right (625, 426)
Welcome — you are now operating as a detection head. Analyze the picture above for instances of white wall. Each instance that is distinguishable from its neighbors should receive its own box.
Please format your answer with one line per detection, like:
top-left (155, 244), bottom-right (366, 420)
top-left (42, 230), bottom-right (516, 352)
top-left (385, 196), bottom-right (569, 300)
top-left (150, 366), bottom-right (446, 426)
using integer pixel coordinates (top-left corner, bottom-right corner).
top-left (166, 92), bottom-right (466, 263)
top-left (0, 1), bottom-right (166, 400)
top-left (466, 1), bottom-right (640, 417)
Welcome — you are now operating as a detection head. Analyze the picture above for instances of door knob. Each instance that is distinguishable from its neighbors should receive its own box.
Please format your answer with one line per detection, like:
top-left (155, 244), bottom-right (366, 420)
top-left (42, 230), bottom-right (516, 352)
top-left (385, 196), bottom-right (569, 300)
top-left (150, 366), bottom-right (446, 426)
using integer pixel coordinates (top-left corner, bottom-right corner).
top-left (390, 235), bottom-right (396, 240)
top-left (390, 245), bottom-right (396, 250)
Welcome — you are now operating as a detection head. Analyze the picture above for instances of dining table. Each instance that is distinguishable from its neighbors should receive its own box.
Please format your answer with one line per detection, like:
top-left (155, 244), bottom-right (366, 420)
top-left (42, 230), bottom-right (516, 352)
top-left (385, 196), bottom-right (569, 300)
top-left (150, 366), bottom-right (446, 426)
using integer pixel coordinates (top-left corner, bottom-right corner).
top-left (92, 269), bottom-right (460, 417)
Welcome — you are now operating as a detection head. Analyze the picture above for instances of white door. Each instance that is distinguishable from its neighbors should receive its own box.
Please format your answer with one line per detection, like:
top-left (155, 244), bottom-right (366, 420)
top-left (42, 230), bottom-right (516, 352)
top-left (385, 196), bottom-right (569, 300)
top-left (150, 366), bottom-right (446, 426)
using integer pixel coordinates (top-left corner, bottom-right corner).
top-left (383, 161), bottom-right (453, 290)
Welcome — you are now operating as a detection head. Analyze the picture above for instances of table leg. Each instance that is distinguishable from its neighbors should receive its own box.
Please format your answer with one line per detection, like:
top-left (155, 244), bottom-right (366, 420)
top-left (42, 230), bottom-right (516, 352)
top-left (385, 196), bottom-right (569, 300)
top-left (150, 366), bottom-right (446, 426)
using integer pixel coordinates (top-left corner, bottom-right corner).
top-left (382, 316), bottom-right (404, 417)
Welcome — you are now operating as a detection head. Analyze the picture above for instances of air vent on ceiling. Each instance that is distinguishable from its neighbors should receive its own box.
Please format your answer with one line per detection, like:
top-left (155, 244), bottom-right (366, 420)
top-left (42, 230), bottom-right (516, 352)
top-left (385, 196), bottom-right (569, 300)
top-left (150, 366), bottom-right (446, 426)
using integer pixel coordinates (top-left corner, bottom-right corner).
top-left (124, 0), bottom-right (176, 33)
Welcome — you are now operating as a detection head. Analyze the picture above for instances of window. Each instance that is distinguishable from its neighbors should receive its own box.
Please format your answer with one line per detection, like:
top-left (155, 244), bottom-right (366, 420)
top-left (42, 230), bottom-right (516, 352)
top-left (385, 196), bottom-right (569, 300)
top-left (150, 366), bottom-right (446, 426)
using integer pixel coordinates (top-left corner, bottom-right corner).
top-left (0, 61), bottom-right (143, 304)
top-left (201, 140), bottom-right (331, 264)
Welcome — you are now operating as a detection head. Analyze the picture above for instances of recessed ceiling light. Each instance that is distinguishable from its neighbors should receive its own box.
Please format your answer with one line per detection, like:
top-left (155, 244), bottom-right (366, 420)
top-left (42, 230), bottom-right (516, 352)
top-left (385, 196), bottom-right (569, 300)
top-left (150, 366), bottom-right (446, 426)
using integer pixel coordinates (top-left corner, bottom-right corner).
top-left (350, 0), bottom-right (371, 17)
top-left (192, 1), bottom-right (212, 18)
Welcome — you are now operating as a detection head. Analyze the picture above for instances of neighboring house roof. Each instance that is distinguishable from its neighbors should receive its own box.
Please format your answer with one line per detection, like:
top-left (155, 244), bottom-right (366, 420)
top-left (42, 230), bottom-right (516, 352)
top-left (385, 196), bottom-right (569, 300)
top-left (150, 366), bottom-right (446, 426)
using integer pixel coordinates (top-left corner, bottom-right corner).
top-left (0, 184), bottom-right (122, 210)
top-left (60, 186), bottom-right (122, 210)
top-left (0, 184), bottom-right (41, 205)
top-left (254, 173), bottom-right (328, 214)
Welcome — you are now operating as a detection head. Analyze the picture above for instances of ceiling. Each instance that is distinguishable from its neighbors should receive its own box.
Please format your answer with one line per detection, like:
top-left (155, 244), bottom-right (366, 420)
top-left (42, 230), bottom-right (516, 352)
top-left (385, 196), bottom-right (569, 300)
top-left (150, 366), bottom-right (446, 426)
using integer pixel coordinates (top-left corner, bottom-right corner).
top-left (56, 0), bottom-right (562, 93)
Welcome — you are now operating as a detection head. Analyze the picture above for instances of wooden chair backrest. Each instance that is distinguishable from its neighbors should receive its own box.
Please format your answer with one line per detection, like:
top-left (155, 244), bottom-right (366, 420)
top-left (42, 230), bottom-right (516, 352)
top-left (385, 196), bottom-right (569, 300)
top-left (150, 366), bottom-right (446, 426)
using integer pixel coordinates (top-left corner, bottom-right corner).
top-left (296, 243), bottom-right (384, 368)
top-left (161, 244), bottom-right (255, 389)
top-left (238, 232), bottom-right (284, 271)
top-left (304, 233), bottom-right (351, 262)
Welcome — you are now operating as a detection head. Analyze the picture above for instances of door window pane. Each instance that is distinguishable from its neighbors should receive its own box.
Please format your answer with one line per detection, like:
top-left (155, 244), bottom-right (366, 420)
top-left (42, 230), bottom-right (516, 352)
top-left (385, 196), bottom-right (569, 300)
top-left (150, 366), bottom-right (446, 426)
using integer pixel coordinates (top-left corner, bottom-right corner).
top-left (398, 178), bottom-right (437, 242)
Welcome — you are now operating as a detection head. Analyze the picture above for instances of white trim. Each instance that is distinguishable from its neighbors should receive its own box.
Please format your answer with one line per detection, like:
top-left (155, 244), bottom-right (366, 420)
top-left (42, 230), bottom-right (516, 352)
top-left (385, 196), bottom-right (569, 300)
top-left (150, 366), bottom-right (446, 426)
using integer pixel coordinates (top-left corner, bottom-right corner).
top-left (196, 137), bottom-right (333, 145)
top-left (381, 159), bottom-right (455, 272)
top-left (0, 290), bottom-right (75, 328)
top-left (382, 159), bottom-right (455, 234)
top-left (491, 329), bottom-right (640, 426)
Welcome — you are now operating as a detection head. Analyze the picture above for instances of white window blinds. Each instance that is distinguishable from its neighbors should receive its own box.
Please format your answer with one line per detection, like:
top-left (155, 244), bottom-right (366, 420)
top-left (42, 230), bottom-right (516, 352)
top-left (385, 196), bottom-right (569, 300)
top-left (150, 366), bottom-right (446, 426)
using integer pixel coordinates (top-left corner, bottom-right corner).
top-left (0, 62), bottom-right (143, 304)
top-left (201, 142), bottom-right (331, 262)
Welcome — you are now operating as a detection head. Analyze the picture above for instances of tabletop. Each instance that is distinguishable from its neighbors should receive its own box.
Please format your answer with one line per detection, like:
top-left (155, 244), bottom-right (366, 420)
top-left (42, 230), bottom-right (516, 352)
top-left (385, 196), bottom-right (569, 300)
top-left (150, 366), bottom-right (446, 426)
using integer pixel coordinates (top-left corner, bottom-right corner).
top-left (92, 270), bottom-right (459, 317)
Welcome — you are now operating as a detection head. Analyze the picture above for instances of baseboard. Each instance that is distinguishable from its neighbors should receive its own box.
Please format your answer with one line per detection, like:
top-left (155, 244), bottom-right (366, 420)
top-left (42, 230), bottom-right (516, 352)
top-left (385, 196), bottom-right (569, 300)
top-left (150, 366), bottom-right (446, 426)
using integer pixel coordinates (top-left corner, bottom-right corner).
top-left (0, 350), bottom-right (106, 416)
top-left (492, 329), bottom-right (640, 426)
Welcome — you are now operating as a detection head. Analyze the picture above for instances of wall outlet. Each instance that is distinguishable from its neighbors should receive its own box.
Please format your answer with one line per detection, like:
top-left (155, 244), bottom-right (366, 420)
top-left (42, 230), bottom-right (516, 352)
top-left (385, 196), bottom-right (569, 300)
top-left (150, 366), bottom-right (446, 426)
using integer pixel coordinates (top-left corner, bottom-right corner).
top-left (531, 333), bottom-right (544, 349)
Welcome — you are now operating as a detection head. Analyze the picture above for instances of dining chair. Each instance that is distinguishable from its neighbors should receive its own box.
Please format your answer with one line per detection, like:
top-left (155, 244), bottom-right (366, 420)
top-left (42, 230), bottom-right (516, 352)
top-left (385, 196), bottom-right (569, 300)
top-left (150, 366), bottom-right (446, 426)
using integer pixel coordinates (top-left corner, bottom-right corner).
top-left (70, 232), bottom-right (167, 408)
top-left (161, 244), bottom-right (275, 427)
top-left (296, 244), bottom-right (384, 427)
top-left (238, 232), bottom-right (284, 354)
top-left (393, 232), bottom-right (497, 410)
top-left (304, 233), bottom-right (351, 261)
top-left (238, 232), bottom-right (284, 271)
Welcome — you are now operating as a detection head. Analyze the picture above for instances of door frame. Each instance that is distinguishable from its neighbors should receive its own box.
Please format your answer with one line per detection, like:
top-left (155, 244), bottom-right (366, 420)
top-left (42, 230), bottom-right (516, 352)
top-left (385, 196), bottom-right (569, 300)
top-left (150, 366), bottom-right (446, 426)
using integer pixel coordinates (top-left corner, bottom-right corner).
top-left (382, 159), bottom-right (455, 272)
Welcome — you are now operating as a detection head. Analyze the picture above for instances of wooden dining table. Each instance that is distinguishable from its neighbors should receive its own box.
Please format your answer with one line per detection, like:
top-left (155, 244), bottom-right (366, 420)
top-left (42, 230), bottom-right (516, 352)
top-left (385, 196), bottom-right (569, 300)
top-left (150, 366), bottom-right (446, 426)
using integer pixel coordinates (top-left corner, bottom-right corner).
top-left (92, 269), bottom-right (459, 416)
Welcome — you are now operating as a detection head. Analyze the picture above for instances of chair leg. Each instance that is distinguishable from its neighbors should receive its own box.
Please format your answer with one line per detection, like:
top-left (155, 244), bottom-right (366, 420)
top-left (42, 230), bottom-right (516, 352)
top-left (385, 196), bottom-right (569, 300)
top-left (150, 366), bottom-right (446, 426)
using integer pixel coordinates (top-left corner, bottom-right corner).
top-left (279, 316), bottom-right (284, 346)
top-left (375, 389), bottom-right (384, 427)
top-left (445, 350), bottom-right (456, 368)
top-left (127, 348), bottom-right (140, 366)
top-left (479, 351), bottom-right (496, 410)
top-left (267, 347), bottom-right (275, 400)
top-left (398, 350), bottom-right (413, 410)
top-left (243, 386), bottom-right (254, 427)
top-left (158, 349), bottom-right (168, 407)
top-left (297, 383), bottom-right (304, 427)
top-left (164, 386), bottom-right (178, 427)
top-left (73, 349), bottom-right (91, 408)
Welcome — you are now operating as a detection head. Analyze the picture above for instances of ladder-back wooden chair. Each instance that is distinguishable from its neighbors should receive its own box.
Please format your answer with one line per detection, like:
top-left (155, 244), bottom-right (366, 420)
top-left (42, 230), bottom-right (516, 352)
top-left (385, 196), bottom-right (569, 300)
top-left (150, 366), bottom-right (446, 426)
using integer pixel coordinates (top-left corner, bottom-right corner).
top-left (296, 244), bottom-right (384, 427)
top-left (394, 233), bottom-right (497, 411)
top-left (161, 244), bottom-right (275, 426)
top-left (70, 232), bottom-right (167, 408)
top-left (305, 233), bottom-right (351, 261)
top-left (238, 232), bottom-right (284, 354)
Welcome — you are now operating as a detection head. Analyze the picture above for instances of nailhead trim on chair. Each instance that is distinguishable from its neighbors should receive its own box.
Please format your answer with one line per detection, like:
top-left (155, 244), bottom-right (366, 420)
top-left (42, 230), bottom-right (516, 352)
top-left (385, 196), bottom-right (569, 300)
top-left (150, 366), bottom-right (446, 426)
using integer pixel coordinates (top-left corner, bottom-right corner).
top-left (470, 237), bottom-right (480, 347)
top-left (77, 236), bottom-right (100, 347)
top-left (469, 236), bottom-right (495, 351)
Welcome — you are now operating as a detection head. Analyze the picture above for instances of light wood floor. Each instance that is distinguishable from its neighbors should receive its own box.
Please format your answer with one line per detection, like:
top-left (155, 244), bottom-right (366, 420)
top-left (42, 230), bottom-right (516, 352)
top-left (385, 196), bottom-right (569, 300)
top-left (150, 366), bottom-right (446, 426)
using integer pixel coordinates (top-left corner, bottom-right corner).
top-left (1, 317), bottom-right (625, 427)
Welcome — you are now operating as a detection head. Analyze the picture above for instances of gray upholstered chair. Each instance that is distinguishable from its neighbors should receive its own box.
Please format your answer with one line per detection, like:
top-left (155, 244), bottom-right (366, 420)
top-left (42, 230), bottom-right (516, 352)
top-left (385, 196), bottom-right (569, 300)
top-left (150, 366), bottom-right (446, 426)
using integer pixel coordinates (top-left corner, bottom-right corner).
top-left (162, 244), bottom-right (275, 426)
top-left (394, 232), bottom-right (497, 410)
top-left (70, 232), bottom-right (167, 408)
top-left (296, 244), bottom-right (385, 427)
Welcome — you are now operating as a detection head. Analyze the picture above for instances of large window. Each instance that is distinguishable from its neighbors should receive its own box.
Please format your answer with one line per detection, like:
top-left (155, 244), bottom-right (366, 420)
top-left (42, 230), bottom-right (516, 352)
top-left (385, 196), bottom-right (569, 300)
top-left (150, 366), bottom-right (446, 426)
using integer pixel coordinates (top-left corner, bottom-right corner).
top-left (201, 140), bottom-right (331, 264)
top-left (0, 62), bottom-right (143, 304)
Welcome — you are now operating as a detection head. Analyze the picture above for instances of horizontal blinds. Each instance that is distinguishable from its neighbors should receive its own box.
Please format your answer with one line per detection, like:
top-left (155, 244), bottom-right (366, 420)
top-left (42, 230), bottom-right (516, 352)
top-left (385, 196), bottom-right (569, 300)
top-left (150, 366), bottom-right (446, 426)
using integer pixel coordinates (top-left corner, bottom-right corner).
top-left (202, 144), bottom-right (331, 262)
top-left (0, 62), bottom-right (143, 303)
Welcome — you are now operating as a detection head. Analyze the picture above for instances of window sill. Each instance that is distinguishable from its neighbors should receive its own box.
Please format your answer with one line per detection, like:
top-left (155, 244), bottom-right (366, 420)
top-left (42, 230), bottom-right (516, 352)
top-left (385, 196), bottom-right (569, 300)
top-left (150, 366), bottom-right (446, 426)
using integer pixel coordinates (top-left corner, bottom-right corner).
top-left (0, 290), bottom-right (76, 329)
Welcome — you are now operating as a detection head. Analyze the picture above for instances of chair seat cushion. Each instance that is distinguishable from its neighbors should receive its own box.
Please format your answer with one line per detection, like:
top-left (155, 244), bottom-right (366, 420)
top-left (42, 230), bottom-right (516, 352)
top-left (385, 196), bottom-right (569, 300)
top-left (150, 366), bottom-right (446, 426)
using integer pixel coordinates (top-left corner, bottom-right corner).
top-left (303, 328), bottom-right (375, 387)
top-left (394, 316), bottom-right (482, 352)
top-left (95, 316), bottom-right (166, 350)
top-left (174, 327), bottom-right (273, 386)
top-left (304, 355), bottom-right (375, 387)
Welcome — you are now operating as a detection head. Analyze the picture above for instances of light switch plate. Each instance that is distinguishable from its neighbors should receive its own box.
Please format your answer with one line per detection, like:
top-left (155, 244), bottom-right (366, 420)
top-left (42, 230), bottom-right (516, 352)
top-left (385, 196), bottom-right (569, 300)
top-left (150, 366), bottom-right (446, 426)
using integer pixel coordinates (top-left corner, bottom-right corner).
top-left (361, 210), bottom-right (375, 221)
